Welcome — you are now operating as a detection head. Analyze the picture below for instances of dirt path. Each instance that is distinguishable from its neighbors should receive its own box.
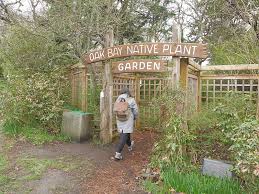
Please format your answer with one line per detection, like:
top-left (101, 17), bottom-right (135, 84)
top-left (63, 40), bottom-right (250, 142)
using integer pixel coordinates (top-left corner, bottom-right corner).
top-left (0, 130), bottom-right (157, 194)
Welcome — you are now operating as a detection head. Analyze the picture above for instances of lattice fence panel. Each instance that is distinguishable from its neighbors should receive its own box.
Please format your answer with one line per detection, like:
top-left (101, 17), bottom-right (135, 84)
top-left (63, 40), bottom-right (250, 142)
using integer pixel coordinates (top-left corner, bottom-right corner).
top-left (201, 78), bottom-right (259, 105)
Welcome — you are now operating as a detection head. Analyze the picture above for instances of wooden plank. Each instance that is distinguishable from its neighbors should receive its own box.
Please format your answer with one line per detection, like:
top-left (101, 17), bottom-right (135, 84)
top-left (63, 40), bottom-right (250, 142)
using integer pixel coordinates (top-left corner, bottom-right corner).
top-left (213, 80), bottom-right (215, 104)
top-left (81, 68), bottom-right (87, 112)
top-left (188, 65), bottom-right (200, 72)
top-left (201, 64), bottom-right (259, 71)
top-left (113, 75), bottom-right (136, 80)
top-left (188, 58), bottom-right (201, 70)
top-left (112, 59), bottom-right (166, 73)
top-left (206, 80), bottom-right (209, 105)
top-left (188, 74), bottom-right (198, 80)
top-left (83, 42), bottom-right (208, 64)
top-left (257, 79), bottom-right (259, 120)
top-left (201, 74), bottom-right (259, 80)
top-left (136, 76), bottom-right (141, 129)
top-left (197, 72), bottom-right (201, 111)
top-left (180, 58), bottom-right (188, 89)
top-left (71, 70), bottom-right (76, 106)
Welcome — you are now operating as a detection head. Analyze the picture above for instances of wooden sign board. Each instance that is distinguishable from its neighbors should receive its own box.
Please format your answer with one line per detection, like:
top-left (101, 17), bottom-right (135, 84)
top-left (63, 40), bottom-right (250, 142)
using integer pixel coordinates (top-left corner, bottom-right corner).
top-left (112, 60), bottom-right (167, 74)
top-left (83, 42), bottom-right (208, 64)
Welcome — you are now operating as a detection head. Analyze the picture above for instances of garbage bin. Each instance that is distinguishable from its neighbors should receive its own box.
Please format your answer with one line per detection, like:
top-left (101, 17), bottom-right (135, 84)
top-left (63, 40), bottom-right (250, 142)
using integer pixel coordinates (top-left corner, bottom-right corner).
top-left (62, 111), bottom-right (93, 142)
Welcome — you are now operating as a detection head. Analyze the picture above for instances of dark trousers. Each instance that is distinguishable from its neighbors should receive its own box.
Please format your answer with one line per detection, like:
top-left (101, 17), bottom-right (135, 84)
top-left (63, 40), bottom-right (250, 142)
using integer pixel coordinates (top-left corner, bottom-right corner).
top-left (116, 132), bottom-right (131, 153)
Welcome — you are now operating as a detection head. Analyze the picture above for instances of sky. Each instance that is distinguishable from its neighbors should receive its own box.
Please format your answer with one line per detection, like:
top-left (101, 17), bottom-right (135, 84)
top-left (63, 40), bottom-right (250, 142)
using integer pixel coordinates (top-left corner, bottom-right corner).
top-left (6, 0), bottom-right (45, 15)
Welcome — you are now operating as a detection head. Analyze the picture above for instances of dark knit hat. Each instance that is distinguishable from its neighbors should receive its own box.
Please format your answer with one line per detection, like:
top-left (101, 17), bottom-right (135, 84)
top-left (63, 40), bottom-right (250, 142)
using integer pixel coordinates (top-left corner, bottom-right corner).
top-left (120, 87), bottom-right (132, 97)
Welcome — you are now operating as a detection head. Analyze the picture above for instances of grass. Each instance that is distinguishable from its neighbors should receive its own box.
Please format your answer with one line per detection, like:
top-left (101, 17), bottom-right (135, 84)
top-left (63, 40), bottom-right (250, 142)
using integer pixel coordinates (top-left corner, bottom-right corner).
top-left (144, 168), bottom-right (246, 194)
top-left (2, 121), bottom-right (70, 145)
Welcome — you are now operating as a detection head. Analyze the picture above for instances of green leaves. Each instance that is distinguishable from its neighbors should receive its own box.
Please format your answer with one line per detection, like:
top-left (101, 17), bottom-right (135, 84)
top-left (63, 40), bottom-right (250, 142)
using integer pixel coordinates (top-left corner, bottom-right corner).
top-left (228, 120), bottom-right (259, 189)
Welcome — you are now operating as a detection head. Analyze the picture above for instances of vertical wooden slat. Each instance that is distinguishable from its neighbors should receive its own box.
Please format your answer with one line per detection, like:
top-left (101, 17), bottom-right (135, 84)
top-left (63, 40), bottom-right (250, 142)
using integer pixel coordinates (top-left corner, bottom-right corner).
top-left (149, 80), bottom-right (151, 100)
top-left (144, 79), bottom-right (146, 100)
top-left (242, 80), bottom-right (245, 94)
top-left (220, 80), bottom-right (222, 99)
top-left (206, 80), bottom-right (209, 106)
top-left (213, 79), bottom-right (216, 104)
top-left (257, 79), bottom-right (259, 120)
top-left (81, 67), bottom-right (87, 112)
top-left (154, 80), bottom-right (156, 98)
top-left (250, 80), bottom-right (253, 98)
top-left (159, 80), bottom-right (162, 95)
top-left (136, 76), bottom-right (141, 129)
top-left (180, 58), bottom-right (188, 89)
top-left (71, 70), bottom-right (76, 106)
top-left (197, 72), bottom-right (201, 111)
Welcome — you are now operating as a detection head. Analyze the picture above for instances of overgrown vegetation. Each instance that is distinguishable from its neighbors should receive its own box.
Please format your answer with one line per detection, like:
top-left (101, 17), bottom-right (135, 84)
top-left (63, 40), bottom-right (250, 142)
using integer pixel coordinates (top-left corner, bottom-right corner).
top-left (0, 26), bottom-right (72, 133)
top-left (150, 88), bottom-right (195, 170)
top-left (147, 91), bottom-right (259, 193)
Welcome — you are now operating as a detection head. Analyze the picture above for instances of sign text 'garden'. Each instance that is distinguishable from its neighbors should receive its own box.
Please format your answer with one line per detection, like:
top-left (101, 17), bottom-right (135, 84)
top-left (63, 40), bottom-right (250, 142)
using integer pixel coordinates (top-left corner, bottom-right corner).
top-left (112, 60), bottom-right (166, 73)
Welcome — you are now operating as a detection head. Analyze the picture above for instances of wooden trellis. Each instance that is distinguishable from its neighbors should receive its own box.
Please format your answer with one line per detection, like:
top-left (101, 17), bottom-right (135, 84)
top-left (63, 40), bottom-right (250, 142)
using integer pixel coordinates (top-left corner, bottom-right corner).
top-left (200, 65), bottom-right (259, 119)
top-left (112, 75), bottom-right (171, 130)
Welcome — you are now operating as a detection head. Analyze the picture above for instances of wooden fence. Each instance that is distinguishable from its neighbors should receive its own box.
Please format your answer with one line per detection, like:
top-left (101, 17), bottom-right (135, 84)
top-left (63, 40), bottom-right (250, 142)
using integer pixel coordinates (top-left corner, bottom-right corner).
top-left (70, 62), bottom-right (259, 130)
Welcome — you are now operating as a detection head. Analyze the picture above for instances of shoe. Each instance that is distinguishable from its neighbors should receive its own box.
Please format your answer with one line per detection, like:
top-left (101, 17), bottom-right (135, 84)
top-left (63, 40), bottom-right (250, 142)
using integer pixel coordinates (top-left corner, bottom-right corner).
top-left (114, 152), bottom-right (122, 160)
top-left (128, 141), bottom-right (134, 152)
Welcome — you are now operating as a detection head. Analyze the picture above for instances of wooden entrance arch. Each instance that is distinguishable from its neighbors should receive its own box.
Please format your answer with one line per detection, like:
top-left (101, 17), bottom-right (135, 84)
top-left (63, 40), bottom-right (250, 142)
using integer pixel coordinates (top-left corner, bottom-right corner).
top-left (79, 26), bottom-right (208, 143)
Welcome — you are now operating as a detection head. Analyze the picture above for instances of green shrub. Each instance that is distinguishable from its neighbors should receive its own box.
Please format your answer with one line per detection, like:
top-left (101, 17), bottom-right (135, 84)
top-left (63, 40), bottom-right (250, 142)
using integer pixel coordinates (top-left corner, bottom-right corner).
top-left (188, 106), bottom-right (219, 131)
top-left (150, 89), bottom-right (196, 170)
top-left (227, 120), bottom-right (259, 191)
top-left (144, 168), bottom-right (246, 194)
top-left (0, 25), bottom-right (73, 132)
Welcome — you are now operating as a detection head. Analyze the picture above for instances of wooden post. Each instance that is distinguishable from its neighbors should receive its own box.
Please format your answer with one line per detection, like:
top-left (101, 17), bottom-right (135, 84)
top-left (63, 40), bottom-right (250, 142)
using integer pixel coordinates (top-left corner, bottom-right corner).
top-left (100, 28), bottom-right (114, 144)
top-left (197, 71), bottom-right (201, 111)
top-left (81, 67), bottom-right (87, 112)
top-left (180, 58), bottom-right (188, 89)
top-left (172, 21), bottom-right (181, 87)
top-left (135, 75), bottom-right (141, 129)
top-left (71, 69), bottom-right (76, 107)
top-left (257, 79), bottom-right (259, 120)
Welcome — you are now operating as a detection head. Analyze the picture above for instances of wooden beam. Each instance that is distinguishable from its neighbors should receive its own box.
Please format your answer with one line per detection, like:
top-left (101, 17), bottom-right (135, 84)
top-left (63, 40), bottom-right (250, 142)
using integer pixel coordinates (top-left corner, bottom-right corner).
top-left (81, 68), bottom-right (87, 112)
top-left (201, 64), bottom-right (259, 71)
top-left (257, 79), bottom-right (259, 120)
top-left (172, 22), bottom-right (181, 87)
top-left (180, 58), bottom-right (188, 89)
top-left (197, 71), bottom-right (201, 111)
top-left (100, 28), bottom-right (114, 144)
top-left (71, 70), bottom-right (76, 106)
top-left (201, 74), bottom-right (259, 80)
top-left (188, 58), bottom-right (201, 71)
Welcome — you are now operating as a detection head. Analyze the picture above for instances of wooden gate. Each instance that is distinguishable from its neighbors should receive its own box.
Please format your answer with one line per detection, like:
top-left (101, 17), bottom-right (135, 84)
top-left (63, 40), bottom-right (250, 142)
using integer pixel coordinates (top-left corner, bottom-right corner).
top-left (113, 75), bottom-right (170, 130)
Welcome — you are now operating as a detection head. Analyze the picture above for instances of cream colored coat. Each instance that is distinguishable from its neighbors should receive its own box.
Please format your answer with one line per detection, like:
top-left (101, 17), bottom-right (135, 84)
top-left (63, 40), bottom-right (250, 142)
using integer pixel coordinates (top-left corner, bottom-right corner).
top-left (114, 94), bottom-right (138, 133)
